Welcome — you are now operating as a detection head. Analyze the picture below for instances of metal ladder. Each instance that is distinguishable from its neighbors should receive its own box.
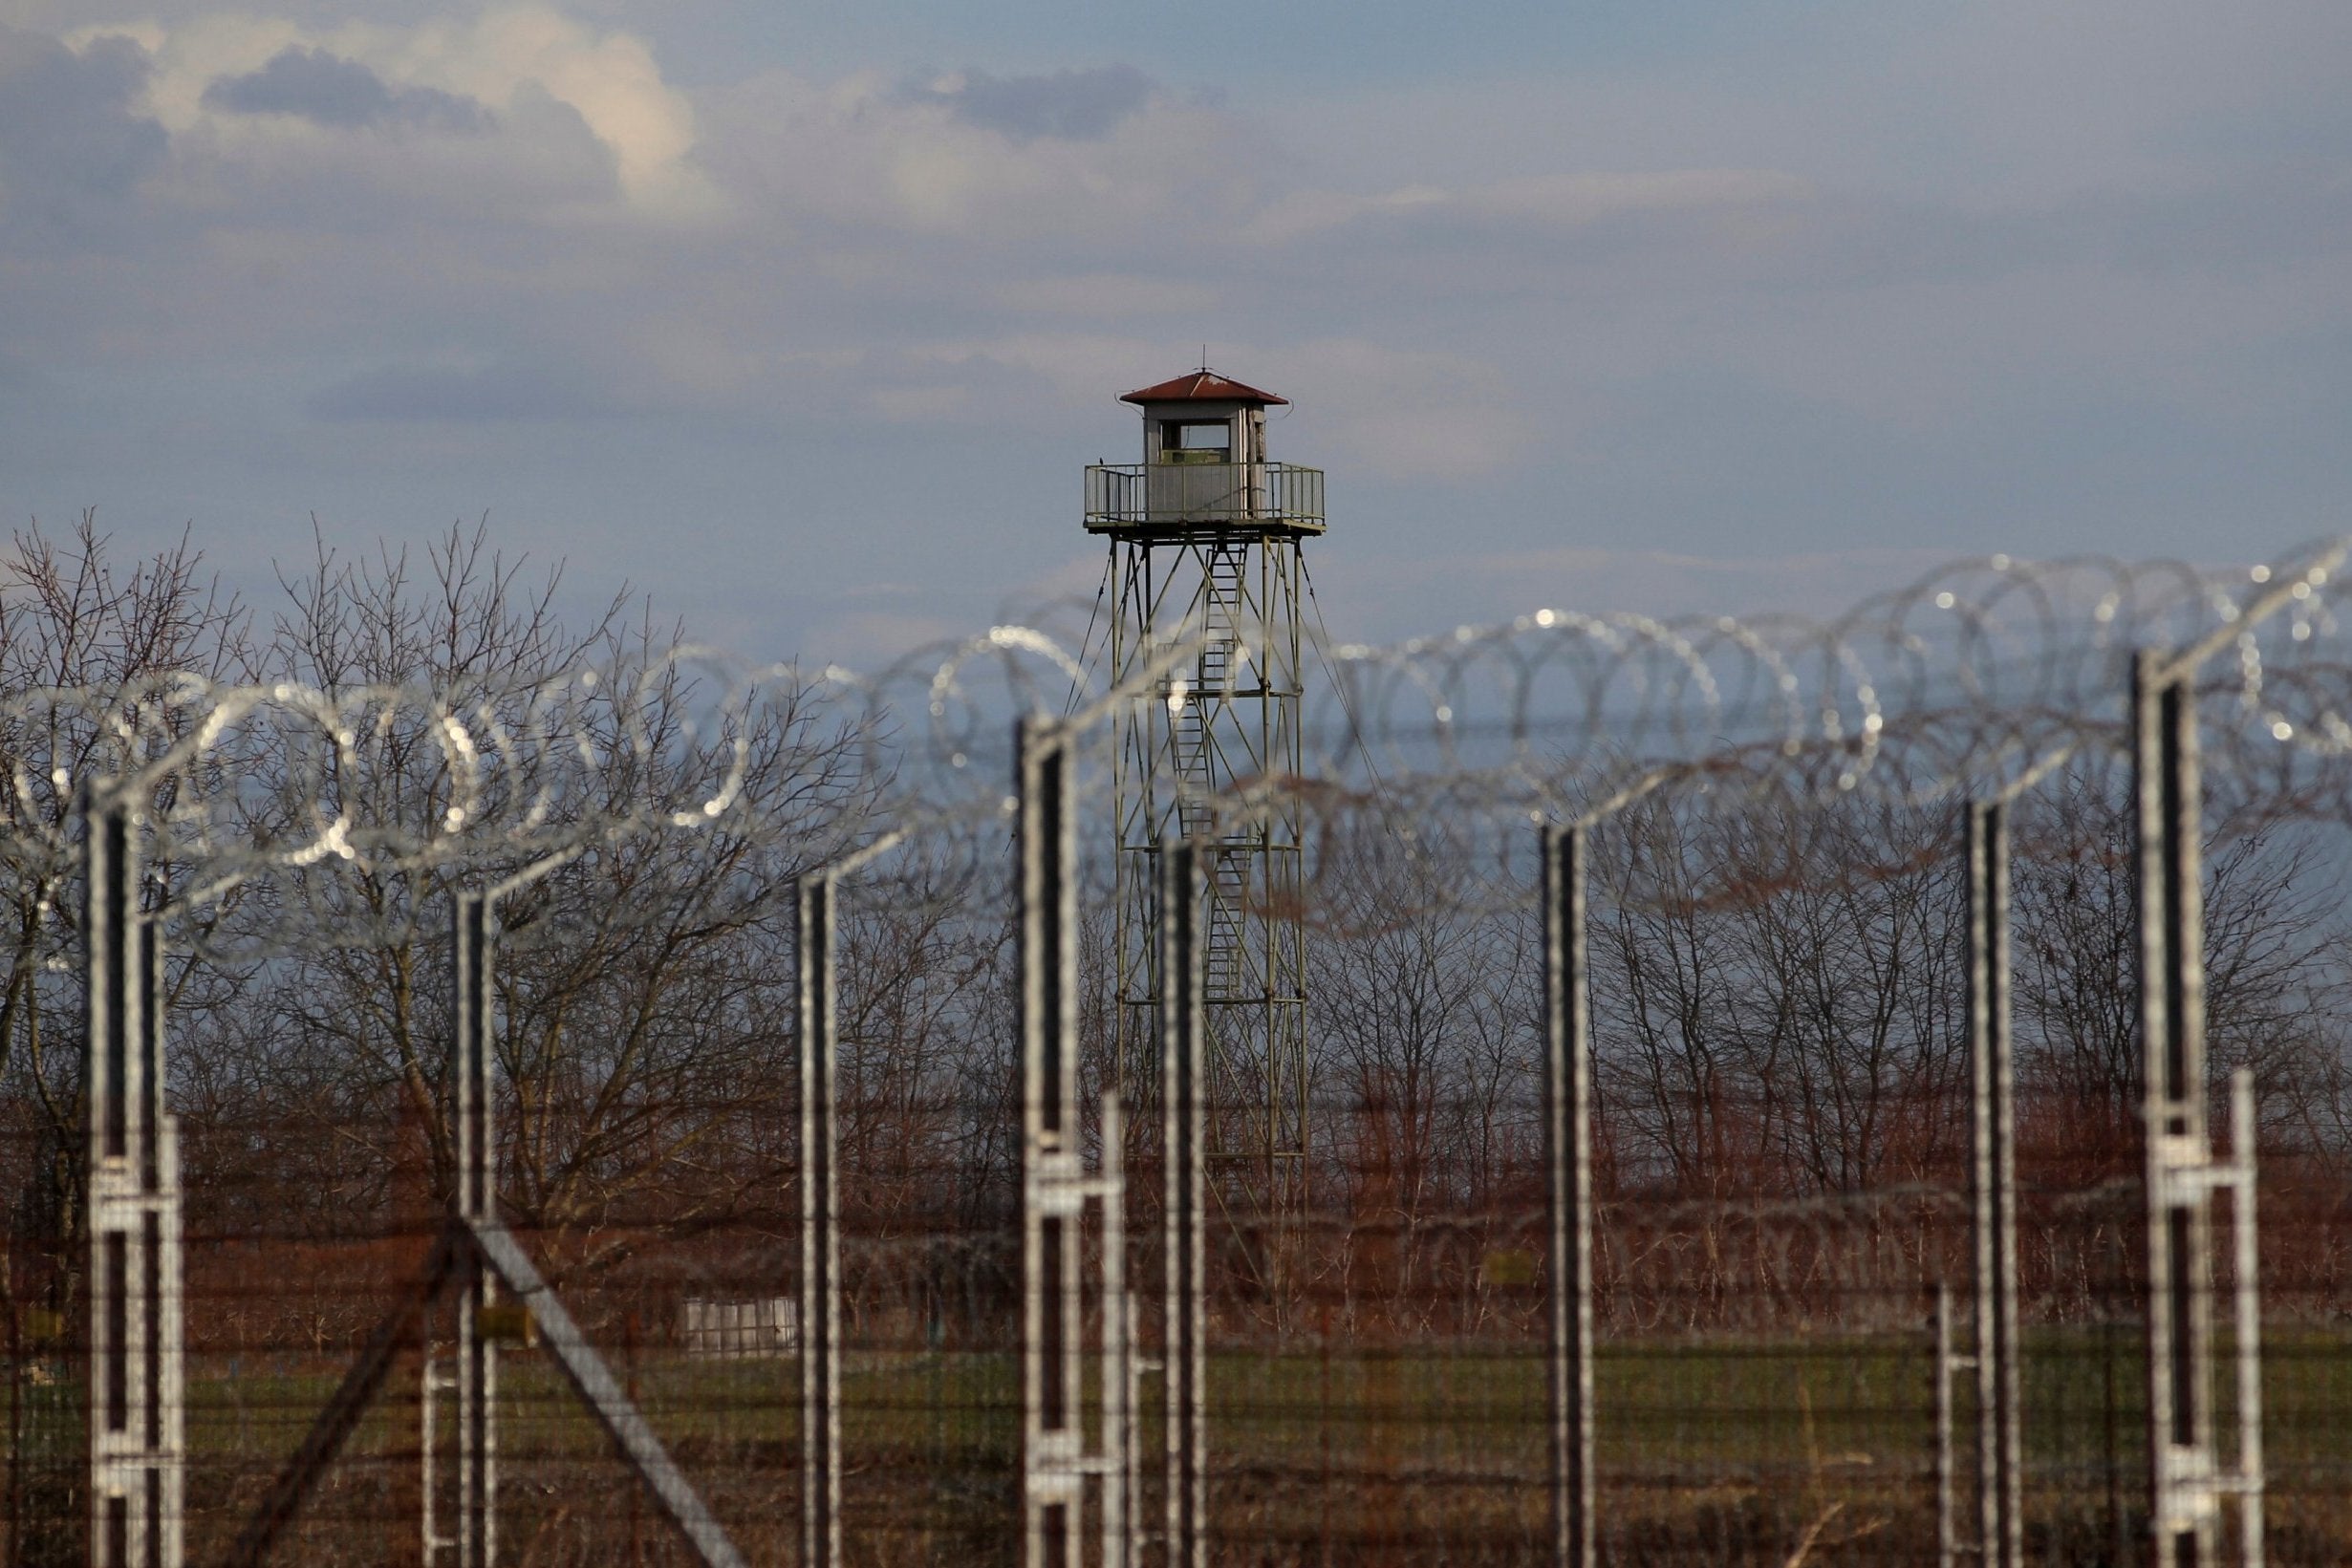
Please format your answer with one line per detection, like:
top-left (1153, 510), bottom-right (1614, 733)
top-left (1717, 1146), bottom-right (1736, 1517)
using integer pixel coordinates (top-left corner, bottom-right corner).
top-left (1186, 547), bottom-right (1251, 1005)
top-left (1200, 842), bottom-right (1251, 1004)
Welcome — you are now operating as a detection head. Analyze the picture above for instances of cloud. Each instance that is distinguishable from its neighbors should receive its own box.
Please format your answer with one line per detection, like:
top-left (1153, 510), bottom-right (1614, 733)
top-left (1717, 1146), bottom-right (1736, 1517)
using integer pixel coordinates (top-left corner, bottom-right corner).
top-left (95, 6), bottom-right (710, 214)
top-left (308, 357), bottom-right (613, 422)
top-left (701, 64), bottom-right (1244, 240)
top-left (1253, 340), bottom-right (1535, 481)
top-left (874, 333), bottom-right (1533, 480)
top-left (445, 6), bottom-right (707, 209)
top-left (898, 333), bottom-right (1186, 415)
top-left (6, 2), bottom-right (2349, 669)
top-left (0, 26), bottom-right (166, 226)
top-left (202, 45), bottom-right (492, 133)
top-left (1245, 167), bottom-right (1815, 246)
top-left (905, 64), bottom-right (1156, 141)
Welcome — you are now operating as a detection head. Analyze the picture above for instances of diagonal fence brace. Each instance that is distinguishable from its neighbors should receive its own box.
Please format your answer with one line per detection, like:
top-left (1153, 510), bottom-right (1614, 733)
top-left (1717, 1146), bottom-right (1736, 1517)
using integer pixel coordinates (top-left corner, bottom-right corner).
top-left (220, 1218), bottom-right (748, 1568)
top-left (466, 1221), bottom-right (748, 1568)
top-left (222, 1223), bottom-right (464, 1568)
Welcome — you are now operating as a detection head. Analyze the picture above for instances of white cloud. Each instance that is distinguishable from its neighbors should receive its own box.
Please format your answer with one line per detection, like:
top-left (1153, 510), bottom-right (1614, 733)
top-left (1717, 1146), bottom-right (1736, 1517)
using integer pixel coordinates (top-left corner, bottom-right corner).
top-left (1267, 341), bottom-right (1534, 482)
top-left (424, 6), bottom-right (708, 211)
top-left (1245, 168), bottom-right (1813, 245)
top-left (76, 4), bottom-right (713, 216)
top-left (700, 65), bottom-right (1250, 242)
top-left (7, 2), bottom-right (2348, 667)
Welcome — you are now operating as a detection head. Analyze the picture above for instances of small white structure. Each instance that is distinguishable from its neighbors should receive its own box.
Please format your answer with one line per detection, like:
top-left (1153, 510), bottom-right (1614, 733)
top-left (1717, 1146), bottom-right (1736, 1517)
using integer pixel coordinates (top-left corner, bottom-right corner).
top-left (1083, 368), bottom-right (1324, 535)
top-left (680, 1296), bottom-right (798, 1359)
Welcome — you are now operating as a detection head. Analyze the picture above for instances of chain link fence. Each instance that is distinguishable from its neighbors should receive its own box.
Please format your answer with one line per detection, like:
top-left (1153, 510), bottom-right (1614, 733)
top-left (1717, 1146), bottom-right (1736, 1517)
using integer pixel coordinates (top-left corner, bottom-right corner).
top-left (2, 542), bottom-right (2350, 1563)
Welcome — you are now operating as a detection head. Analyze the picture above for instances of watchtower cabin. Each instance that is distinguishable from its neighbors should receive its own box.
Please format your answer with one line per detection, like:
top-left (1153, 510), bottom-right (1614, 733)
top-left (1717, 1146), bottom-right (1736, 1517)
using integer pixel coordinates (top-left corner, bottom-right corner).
top-left (1086, 369), bottom-right (1319, 1212)
top-left (1085, 370), bottom-right (1325, 541)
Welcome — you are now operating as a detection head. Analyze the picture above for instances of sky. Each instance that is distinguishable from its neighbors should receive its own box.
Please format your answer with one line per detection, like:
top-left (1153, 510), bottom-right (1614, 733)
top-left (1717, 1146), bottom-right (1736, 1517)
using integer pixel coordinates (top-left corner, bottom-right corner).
top-left (1, 1), bottom-right (2345, 665)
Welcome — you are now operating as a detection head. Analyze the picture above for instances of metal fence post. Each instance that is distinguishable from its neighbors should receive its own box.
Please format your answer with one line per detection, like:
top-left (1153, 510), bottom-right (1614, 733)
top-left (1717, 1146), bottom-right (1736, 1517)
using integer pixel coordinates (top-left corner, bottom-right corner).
top-left (798, 871), bottom-right (843, 1568)
top-left (1019, 717), bottom-right (1133, 1567)
top-left (85, 793), bottom-right (134, 1568)
top-left (1967, 802), bottom-right (2023, 1568)
top-left (85, 796), bottom-right (185, 1568)
top-left (1021, 717), bottom-right (1079, 1567)
top-left (1935, 1283), bottom-right (1957, 1568)
top-left (1541, 825), bottom-right (1595, 1568)
top-left (1098, 1091), bottom-right (1131, 1568)
top-left (2226, 1068), bottom-right (2265, 1568)
top-left (143, 913), bottom-right (185, 1568)
top-left (2136, 654), bottom-right (2218, 1567)
top-left (452, 892), bottom-right (498, 1568)
top-left (1160, 835), bottom-right (1206, 1568)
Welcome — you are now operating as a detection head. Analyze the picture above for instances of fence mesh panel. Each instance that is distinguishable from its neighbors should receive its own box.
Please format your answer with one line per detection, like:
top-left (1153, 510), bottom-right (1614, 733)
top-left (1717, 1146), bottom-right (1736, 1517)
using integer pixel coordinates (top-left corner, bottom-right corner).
top-left (1, 545), bottom-right (2349, 1563)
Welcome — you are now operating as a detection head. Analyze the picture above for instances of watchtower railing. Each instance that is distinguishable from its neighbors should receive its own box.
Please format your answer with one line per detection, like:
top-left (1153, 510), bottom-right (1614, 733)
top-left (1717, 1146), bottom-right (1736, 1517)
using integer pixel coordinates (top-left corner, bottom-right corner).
top-left (1086, 462), bottom-right (1325, 529)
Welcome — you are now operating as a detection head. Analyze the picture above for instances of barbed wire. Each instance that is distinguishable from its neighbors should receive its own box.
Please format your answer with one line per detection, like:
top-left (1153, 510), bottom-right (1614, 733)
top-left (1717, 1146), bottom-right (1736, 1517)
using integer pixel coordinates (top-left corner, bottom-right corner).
top-left (0, 541), bottom-right (2344, 954)
top-left (6, 547), bottom-right (2349, 1567)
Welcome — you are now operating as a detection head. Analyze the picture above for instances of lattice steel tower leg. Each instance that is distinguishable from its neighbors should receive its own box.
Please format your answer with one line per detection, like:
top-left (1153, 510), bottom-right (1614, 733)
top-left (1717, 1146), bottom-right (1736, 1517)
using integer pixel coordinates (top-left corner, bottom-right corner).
top-left (1090, 368), bottom-right (1323, 1224)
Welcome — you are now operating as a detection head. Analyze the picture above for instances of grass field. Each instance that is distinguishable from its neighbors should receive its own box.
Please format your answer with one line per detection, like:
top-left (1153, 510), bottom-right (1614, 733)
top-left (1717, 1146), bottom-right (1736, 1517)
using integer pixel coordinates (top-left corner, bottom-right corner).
top-left (11, 1323), bottom-right (2346, 1563)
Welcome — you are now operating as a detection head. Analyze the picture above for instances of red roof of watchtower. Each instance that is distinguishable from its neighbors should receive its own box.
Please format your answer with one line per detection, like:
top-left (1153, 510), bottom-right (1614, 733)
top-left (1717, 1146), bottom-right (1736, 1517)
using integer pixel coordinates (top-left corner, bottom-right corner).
top-left (1119, 369), bottom-right (1288, 406)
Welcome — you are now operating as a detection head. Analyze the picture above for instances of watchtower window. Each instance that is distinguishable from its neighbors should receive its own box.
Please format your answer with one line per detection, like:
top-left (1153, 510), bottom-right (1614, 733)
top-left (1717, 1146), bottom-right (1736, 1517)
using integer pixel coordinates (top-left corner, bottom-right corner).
top-left (1160, 420), bottom-right (1231, 463)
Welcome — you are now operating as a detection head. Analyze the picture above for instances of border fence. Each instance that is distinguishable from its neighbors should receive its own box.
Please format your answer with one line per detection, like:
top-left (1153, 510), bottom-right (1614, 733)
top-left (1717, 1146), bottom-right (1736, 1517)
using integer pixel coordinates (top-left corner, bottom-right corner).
top-left (3, 544), bottom-right (2351, 1563)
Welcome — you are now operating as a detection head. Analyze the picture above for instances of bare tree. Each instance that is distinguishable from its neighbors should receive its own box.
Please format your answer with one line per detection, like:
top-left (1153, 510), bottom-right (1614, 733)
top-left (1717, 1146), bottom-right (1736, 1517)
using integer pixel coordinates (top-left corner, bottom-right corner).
top-left (203, 521), bottom-right (874, 1275)
top-left (2012, 771), bottom-right (2346, 1149)
top-left (0, 511), bottom-right (251, 1135)
top-left (1308, 825), bottom-right (1528, 1324)
top-left (0, 513), bottom-right (250, 1563)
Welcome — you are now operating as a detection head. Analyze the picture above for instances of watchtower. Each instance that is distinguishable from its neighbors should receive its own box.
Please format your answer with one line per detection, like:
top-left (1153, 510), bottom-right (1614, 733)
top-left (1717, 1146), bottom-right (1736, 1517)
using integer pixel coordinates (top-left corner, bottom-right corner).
top-left (1086, 368), bottom-right (1322, 1207)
